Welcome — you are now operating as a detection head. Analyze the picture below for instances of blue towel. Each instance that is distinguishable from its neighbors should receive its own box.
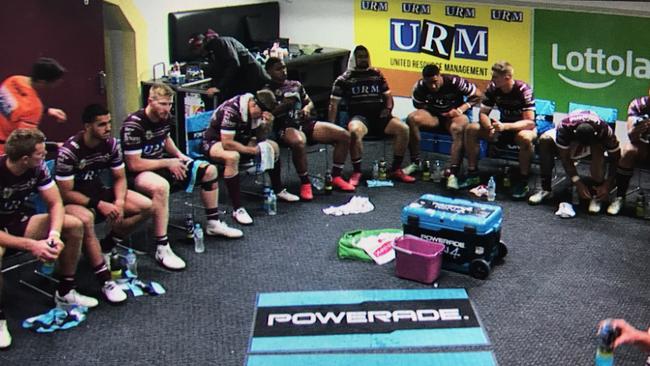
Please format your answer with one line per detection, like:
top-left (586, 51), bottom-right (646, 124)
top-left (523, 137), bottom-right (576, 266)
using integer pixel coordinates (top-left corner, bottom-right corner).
top-left (22, 306), bottom-right (88, 333)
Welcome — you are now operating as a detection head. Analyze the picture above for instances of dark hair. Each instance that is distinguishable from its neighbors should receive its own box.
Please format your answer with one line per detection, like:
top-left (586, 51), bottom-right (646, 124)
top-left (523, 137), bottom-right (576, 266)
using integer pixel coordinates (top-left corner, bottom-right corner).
top-left (5, 128), bottom-right (46, 161)
top-left (31, 57), bottom-right (66, 83)
top-left (254, 89), bottom-right (277, 112)
top-left (422, 64), bottom-right (440, 77)
top-left (188, 32), bottom-right (205, 50)
top-left (82, 104), bottom-right (110, 124)
top-left (265, 57), bottom-right (284, 71)
top-left (353, 45), bottom-right (369, 56)
top-left (574, 122), bottom-right (597, 145)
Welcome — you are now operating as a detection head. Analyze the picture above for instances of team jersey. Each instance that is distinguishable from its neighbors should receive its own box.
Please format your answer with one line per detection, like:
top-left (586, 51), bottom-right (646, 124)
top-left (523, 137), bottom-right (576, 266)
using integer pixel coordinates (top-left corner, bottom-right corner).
top-left (0, 76), bottom-right (44, 153)
top-left (556, 110), bottom-right (619, 152)
top-left (55, 131), bottom-right (123, 193)
top-left (204, 94), bottom-right (259, 144)
top-left (331, 67), bottom-right (389, 118)
top-left (482, 80), bottom-right (535, 122)
top-left (265, 79), bottom-right (311, 129)
top-left (120, 109), bottom-right (171, 160)
top-left (0, 155), bottom-right (54, 215)
top-left (411, 74), bottom-right (477, 115)
top-left (628, 96), bottom-right (650, 143)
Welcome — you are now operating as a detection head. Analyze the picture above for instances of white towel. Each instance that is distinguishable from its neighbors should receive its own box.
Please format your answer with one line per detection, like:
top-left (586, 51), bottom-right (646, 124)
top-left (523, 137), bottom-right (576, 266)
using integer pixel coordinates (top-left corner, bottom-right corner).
top-left (257, 140), bottom-right (275, 171)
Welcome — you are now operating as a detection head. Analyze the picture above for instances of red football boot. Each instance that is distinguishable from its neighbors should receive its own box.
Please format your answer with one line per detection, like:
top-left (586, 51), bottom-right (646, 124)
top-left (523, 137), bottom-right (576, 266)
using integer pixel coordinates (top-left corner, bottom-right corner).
top-left (332, 176), bottom-right (355, 191)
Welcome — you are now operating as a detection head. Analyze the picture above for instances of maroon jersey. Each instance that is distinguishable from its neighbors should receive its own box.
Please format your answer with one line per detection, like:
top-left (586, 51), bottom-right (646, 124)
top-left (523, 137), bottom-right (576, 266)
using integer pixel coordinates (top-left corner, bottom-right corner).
top-left (0, 156), bottom-right (54, 214)
top-left (265, 79), bottom-right (311, 129)
top-left (203, 94), bottom-right (260, 145)
top-left (556, 110), bottom-right (619, 152)
top-left (628, 96), bottom-right (650, 143)
top-left (411, 74), bottom-right (478, 116)
top-left (55, 131), bottom-right (123, 194)
top-left (482, 80), bottom-right (535, 122)
top-left (120, 109), bottom-right (171, 161)
top-left (331, 67), bottom-right (390, 118)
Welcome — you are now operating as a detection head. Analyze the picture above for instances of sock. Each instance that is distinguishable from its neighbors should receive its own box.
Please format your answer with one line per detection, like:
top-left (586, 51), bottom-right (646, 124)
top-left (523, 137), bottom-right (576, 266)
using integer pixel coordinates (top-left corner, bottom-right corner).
top-left (391, 155), bottom-right (404, 172)
top-left (541, 175), bottom-right (552, 191)
top-left (155, 235), bottom-right (169, 248)
top-left (100, 233), bottom-right (122, 253)
top-left (352, 158), bottom-right (362, 173)
top-left (224, 174), bottom-right (242, 209)
top-left (449, 165), bottom-right (460, 176)
top-left (298, 173), bottom-right (310, 185)
top-left (331, 163), bottom-right (344, 178)
top-left (93, 262), bottom-right (111, 283)
top-left (205, 207), bottom-right (220, 221)
top-left (269, 164), bottom-right (283, 192)
top-left (57, 276), bottom-right (76, 297)
top-left (616, 167), bottom-right (634, 197)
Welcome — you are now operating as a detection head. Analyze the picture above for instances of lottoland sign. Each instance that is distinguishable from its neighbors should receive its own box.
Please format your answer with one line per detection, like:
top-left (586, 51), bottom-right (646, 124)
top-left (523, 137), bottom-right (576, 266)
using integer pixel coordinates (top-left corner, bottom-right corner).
top-left (534, 10), bottom-right (650, 115)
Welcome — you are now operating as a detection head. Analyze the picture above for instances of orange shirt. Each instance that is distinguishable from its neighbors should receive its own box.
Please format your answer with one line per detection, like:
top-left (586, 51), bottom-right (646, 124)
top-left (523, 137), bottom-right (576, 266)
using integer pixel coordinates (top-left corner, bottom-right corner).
top-left (0, 75), bottom-right (44, 153)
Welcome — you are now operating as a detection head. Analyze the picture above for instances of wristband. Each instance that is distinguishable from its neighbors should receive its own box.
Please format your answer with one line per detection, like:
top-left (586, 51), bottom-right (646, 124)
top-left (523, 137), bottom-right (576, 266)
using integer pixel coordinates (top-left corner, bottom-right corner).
top-left (87, 197), bottom-right (100, 209)
top-left (571, 175), bottom-right (580, 183)
top-left (48, 230), bottom-right (61, 238)
top-left (456, 108), bottom-right (463, 115)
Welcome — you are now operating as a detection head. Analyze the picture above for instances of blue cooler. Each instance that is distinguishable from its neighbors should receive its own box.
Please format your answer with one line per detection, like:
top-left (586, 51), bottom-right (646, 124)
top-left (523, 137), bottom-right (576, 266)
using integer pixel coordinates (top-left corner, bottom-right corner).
top-left (400, 194), bottom-right (507, 279)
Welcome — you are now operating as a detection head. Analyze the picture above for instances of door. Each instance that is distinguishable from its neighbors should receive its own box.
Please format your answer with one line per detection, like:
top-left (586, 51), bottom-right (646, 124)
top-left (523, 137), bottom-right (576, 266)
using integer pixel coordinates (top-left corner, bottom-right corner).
top-left (0, 0), bottom-right (106, 142)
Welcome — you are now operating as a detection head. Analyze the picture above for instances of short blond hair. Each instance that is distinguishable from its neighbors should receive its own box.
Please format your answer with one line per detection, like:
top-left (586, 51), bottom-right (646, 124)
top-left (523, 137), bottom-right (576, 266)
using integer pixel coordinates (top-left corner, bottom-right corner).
top-left (491, 61), bottom-right (514, 77)
top-left (5, 128), bottom-right (45, 161)
top-left (148, 83), bottom-right (175, 100)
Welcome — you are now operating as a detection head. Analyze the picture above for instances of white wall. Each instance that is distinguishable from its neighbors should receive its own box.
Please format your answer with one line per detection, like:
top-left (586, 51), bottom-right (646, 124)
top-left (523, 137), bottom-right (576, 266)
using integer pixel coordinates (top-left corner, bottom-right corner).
top-left (130, 0), bottom-right (649, 79)
top-left (279, 0), bottom-right (355, 50)
top-left (131, 0), bottom-right (274, 75)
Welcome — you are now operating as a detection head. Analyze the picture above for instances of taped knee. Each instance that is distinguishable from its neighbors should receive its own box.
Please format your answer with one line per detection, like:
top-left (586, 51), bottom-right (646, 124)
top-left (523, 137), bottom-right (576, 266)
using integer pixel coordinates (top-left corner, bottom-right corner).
top-left (201, 178), bottom-right (219, 191)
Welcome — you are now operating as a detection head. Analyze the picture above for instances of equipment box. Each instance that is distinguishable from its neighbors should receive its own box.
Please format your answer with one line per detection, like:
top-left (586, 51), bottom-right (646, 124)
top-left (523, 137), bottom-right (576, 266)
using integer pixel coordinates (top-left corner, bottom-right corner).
top-left (400, 194), bottom-right (507, 279)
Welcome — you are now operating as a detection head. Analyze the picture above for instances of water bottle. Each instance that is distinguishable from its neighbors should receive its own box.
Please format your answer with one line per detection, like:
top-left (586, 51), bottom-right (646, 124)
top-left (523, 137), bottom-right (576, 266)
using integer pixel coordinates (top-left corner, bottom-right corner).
top-left (635, 193), bottom-right (646, 218)
top-left (324, 172), bottom-right (333, 195)
top-left (595, 319), bottom-right (619, 366)
top-left (110, 252), bottom-right (122, 280)
top-left (371, 160), bottom-right (379, 180)
top-left (125, 248), bottom-right (137, 277)
top-left (193, 223), bottom-right (205, 253)
top-left (378, 159), bottom-right (387, 181)
top-left (310, 174), bottom-right (324, 191)
top-left (262, 186), bottom-right (271, 213)
top-left (502, 166), bottom-right (511, 188)
top-left (432, 160), bottom-right (442, 183)
top-left (268, 190), bottom-right (277, 215)
top-left (184, 213), bottom-right (194, 240)
top-left (487, 176), bottom-right (496, 202)
top-left (422, 160), bottom-right (431, 182)
top-left (571, 185), bottom-right (581, 206)
top-left (39, 239), bottom-right (57, 275)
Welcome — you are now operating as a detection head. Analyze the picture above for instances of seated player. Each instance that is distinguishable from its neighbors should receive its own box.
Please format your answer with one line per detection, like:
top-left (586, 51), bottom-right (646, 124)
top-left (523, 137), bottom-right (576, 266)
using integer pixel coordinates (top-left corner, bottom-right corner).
top-left (55, 104), bottom-right (154, 303)
top-left (203, 90), bottom-right (300, 225)
top-left (465, 61), bottom-right (536, 198)
top-left (264, 57), bottom-right (355, 200)
top-left (0, 129), bottom-right (98, 349)
top-left (404, 64), bottom-right (481, 187)
top-left (328, 45), bottom-right (415, 185)
top-left (607, 91), bottom-right (650, 215)
top-left (529, 110), bottom-right (620, 214)
top-left (121, 84), bottom-right (242, 271)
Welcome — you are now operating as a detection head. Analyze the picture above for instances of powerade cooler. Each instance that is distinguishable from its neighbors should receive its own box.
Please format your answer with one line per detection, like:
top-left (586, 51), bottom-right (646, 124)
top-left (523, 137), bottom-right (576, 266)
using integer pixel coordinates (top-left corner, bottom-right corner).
top-left (400, 194), bottom-right (507, 279)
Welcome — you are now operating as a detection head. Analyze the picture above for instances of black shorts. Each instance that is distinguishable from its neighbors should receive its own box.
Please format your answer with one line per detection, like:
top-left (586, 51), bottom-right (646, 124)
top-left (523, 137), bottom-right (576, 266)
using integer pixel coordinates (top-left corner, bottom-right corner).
top-left (80, 187), bottom-right (116, 224)
top-left (495, 131), bottom-right (517, 148)
top-left (128, 161), bottom-right (207, 193)
top-left (351, 113), bottom-right (391, 137)
top-left (0, 212), bottom-right (31, 237)
top-left (278, 119), bottom-right (318, 145)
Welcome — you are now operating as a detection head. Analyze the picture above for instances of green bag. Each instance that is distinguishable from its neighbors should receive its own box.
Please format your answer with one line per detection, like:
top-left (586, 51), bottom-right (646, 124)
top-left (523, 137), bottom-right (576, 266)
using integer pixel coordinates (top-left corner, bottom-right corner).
top-left (337, 228), bottom-right (403, 262)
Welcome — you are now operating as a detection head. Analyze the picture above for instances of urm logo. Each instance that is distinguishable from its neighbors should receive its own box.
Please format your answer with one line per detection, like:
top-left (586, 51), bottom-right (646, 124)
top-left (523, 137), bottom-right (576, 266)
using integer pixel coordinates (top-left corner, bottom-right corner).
top-left (390, 19), bottom-right (488, 60)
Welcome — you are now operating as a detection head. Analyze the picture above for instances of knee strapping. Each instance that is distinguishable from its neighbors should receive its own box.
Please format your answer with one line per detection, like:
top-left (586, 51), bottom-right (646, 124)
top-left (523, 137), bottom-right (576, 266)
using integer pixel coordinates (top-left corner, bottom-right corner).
top-left (196, 165), bottom-right (218, 191)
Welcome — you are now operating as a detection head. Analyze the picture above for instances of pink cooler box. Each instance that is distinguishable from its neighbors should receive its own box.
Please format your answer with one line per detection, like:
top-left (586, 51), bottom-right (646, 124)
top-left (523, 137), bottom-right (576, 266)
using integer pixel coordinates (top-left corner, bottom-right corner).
top-left (393, 235), bottom-right (445, 284)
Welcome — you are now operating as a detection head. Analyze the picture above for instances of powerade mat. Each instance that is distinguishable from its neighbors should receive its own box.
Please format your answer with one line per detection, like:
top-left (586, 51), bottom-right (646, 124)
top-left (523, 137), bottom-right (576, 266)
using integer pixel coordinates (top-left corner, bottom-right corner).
top-left (248, 289), bottom-right (488, 353)
top-left (246, 352), bottom-right (497, 366)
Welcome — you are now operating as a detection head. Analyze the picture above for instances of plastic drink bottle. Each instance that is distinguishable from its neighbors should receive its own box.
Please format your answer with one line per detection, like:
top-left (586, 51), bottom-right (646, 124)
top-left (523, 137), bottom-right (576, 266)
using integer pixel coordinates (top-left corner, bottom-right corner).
top-left (487, 176), bottom-right (496, 202)
top-left (194, 223), bottom-right (205, 253)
